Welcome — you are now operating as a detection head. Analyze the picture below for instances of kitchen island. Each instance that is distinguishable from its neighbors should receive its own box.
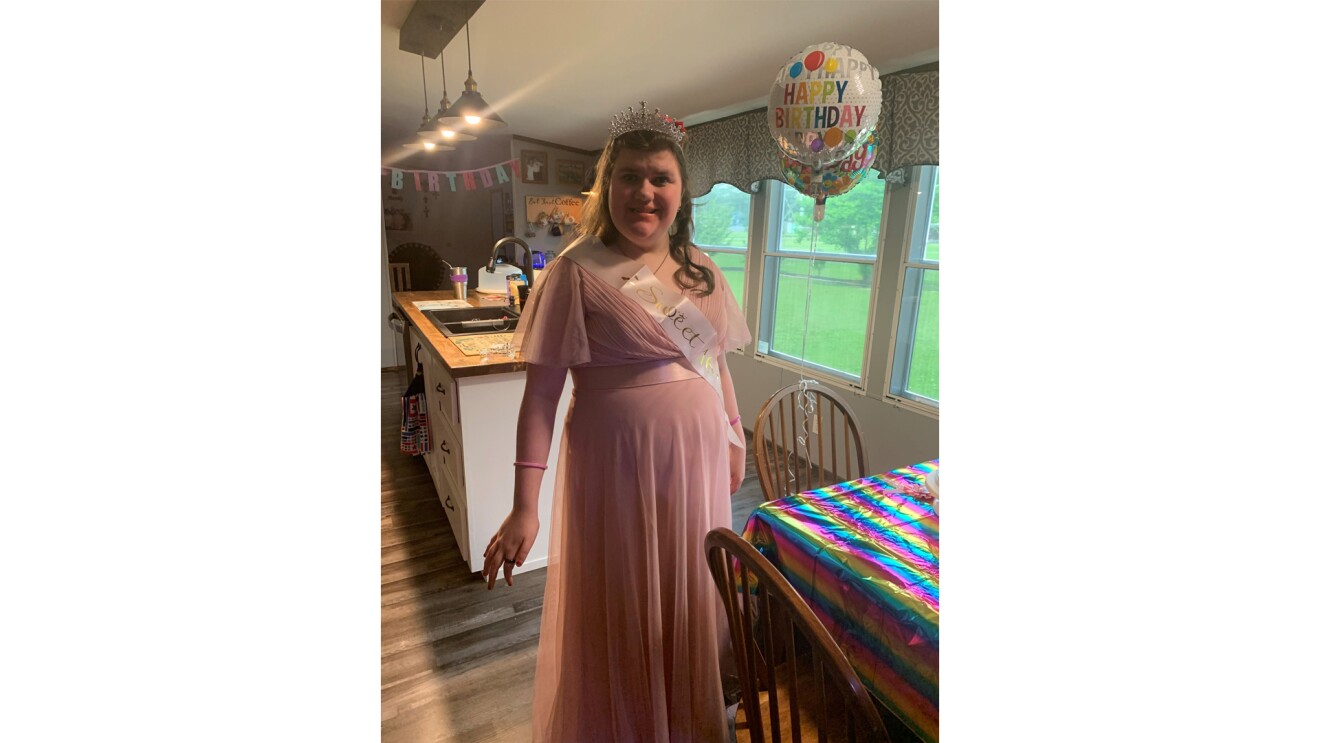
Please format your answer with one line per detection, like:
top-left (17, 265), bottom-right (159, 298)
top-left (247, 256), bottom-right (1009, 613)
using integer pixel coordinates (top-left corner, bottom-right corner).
top-left (391, 290), bottom-right (572, 575)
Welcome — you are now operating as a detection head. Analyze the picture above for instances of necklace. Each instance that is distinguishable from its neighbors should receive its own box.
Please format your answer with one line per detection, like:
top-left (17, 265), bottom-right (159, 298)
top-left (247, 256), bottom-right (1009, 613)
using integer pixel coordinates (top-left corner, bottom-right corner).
top-left (613, 243), bottom-right (671, 281)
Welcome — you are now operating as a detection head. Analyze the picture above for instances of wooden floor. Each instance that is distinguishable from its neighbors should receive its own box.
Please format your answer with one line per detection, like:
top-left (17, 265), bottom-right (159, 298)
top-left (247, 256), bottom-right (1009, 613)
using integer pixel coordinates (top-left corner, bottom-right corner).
top-left (381, 369), bottom-right (766, 743)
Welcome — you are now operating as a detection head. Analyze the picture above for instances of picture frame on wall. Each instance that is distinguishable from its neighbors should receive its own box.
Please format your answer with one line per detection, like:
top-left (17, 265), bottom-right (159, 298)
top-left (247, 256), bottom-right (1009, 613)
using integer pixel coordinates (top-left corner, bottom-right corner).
top-left (383, 194), bottom-right (413, 231)
top-left (556, 159), bottom-right (585, 187)
top-left (521, 150), bottom-right (548, 185)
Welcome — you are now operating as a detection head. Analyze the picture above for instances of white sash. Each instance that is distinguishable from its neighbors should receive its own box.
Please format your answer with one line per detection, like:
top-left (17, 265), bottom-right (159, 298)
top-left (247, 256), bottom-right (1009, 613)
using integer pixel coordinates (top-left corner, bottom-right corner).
top-left (560, 236), bottom-right (740, 446)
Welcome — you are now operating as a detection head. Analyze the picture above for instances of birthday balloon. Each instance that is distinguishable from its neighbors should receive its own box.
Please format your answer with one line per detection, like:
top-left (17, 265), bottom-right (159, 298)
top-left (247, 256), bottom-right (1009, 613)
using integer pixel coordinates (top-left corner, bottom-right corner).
top-left (779, 131), bottom-right (878, 202)
top-left (767, 42), bottom-right (882, 170)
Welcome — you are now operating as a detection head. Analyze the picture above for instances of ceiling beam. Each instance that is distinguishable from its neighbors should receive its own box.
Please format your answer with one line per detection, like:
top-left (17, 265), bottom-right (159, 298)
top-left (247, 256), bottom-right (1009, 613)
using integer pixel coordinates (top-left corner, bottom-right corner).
top-left (399, 0), bottom-right (484, 59)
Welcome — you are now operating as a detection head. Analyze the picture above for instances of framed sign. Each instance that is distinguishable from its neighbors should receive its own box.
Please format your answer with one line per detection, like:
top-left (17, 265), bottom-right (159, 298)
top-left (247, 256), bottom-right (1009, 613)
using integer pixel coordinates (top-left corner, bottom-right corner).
top-left (521, 149), bottom-right (548, 184)
top-left (556, 159), bottom-right (585, 187)
top-left (525, 194), bottom-right (584, 224)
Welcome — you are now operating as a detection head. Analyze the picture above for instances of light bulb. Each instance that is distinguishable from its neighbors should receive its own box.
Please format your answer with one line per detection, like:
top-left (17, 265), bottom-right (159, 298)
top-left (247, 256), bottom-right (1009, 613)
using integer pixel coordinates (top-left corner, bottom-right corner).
top-left (441, 129), bottom-right (455, 139)
top-left (423, 142), bottom-right (436, 151)
top-left (465, 115), bottom-right (481, 125)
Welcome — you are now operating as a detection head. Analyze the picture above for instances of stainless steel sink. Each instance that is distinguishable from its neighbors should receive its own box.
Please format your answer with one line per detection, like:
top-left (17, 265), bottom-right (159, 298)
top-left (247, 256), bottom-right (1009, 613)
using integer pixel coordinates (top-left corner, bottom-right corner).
top-left (422, 307), bottom-right (520, 337)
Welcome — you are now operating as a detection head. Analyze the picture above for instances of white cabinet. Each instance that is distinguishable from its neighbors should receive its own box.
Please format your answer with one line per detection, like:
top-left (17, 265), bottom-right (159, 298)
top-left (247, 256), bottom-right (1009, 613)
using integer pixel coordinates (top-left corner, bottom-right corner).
top-left (411, 326), bottom-right (571, 575)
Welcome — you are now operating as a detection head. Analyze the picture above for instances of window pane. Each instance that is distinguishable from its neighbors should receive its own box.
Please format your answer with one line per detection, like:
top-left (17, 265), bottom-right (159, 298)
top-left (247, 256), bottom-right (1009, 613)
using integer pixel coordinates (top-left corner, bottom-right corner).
top-left (707, 251), bottom-right (747, 309)
top-left (692, 184), bottom-right (751, 249)
top-left (892, 267), bottom-right (939, 403)
top-left (694, 184), bottom-right (751, 311)
top-left (884, 166), bottom-right (939, 410)
top-left (765, 256), bottom-right (873, 378)
top-left (777, 175), bottom-right (884, 257)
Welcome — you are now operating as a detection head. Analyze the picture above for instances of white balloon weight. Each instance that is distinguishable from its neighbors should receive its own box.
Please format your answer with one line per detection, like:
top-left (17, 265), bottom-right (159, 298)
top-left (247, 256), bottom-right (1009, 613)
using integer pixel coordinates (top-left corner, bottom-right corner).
top-left (767, 42), bottom-right (882, 169)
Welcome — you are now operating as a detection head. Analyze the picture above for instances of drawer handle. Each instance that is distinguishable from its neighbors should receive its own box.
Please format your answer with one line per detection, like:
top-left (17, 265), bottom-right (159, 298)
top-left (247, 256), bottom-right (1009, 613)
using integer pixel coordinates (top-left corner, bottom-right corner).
top-left (444, 495), bottom-right (455, 511)
top-left (440, 441), bottom-right (451, 455)
top-left (435, 381), bottom-right (447, 396)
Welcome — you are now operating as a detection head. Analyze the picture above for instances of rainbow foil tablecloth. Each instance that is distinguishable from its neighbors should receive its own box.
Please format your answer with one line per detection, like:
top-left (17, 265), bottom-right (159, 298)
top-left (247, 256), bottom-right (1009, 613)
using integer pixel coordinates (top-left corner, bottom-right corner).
top-left (742, 459), bottom-right (939, 742)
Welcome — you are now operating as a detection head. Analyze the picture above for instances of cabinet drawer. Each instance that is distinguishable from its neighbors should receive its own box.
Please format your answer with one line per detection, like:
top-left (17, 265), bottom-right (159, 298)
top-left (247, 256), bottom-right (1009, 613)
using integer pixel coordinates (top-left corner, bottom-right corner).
top-left (421, 378), bottom-right (445, 486)
top-left (431, 461), bottom-right (469, 563)
top-left (427, 354), bottom-right (458, 426)
top-left (429, 411), bottom-right (464, 490)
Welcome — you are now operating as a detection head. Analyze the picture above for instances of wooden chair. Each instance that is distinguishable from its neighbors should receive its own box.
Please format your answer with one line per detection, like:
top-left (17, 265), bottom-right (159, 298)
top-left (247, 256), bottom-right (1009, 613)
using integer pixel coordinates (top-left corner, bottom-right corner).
top-left (753, 381), bottom-right (868, 502)
top-left (705, 527), bottom-right (890, 743)
top-left (388, 262), bottom-right (412, 292)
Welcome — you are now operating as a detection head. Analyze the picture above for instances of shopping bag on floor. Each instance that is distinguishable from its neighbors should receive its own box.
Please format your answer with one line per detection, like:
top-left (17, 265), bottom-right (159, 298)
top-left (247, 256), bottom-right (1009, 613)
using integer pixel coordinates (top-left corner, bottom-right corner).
top-left (400, 365), bottom-right (431, 456)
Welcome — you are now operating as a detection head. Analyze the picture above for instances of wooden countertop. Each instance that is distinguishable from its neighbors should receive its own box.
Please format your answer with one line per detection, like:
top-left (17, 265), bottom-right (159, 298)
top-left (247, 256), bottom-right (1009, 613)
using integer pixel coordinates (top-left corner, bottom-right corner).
top-left (393, 291), bottom-right (527, 378)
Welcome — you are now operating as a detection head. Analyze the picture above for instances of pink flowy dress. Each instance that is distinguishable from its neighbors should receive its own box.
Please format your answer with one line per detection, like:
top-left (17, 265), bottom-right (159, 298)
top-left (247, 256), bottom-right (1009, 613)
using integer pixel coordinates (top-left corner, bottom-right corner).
top-left (515, 243), bottom-right (751, 743)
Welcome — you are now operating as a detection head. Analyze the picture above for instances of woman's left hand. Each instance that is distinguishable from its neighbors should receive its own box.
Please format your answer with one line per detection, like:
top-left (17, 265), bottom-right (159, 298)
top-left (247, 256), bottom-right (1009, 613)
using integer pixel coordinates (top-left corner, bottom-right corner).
top-left (481, 508), bottom-right (540, 590)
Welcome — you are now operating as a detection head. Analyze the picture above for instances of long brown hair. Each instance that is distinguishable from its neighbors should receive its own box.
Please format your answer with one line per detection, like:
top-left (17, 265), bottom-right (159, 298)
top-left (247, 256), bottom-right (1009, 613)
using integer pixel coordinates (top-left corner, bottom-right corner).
top-left (579, 129), bottom-right (715, 296)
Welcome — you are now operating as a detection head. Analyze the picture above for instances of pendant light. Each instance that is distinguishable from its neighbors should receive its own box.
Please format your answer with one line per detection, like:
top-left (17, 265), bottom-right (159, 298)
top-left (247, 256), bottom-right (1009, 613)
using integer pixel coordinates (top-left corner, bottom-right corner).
top-left (406, 54), bottom-right (453, 153)
top-left (436, 22), bottom-right (506, 132)
top-left (431, 49), bottom-right (476, 143)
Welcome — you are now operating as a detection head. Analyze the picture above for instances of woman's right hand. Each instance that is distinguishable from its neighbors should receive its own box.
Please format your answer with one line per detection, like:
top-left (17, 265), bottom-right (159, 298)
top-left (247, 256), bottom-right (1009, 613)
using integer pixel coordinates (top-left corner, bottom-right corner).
top-left (481, 508), bottom-right (540, 590)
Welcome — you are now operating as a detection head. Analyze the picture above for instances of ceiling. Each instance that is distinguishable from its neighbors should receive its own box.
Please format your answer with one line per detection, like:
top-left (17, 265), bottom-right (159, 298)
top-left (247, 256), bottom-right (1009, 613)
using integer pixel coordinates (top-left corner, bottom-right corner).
top-left (381, 0), bottom-right (939, 166)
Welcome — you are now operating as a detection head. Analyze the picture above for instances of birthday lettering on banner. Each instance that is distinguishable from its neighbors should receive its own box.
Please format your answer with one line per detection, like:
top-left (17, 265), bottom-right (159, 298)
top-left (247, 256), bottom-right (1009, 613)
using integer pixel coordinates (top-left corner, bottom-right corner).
top-left (382, 158), bottom-right (522, 192)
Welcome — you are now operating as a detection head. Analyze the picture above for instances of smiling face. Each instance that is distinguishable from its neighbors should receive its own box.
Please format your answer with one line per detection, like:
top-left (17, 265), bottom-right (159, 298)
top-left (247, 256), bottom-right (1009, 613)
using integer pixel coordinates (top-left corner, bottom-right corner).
top-left (606, 148), bottom-right (683, 254)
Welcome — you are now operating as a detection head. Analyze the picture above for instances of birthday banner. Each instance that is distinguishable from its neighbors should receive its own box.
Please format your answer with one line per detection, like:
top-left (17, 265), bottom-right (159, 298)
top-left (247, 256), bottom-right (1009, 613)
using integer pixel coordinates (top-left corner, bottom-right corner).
top-left (381, 158), bottom-right (521, 192)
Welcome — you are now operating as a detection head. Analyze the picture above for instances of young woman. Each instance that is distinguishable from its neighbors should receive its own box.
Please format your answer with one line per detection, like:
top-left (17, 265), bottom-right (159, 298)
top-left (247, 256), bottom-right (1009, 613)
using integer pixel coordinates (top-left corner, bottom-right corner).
top-left (482, 103), bottom-right (749, 742)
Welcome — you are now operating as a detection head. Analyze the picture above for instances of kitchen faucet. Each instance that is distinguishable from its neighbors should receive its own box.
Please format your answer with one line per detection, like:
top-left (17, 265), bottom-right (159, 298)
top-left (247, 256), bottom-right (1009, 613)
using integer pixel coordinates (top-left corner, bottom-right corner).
top-left (486, 236), bottom-right (534, 294)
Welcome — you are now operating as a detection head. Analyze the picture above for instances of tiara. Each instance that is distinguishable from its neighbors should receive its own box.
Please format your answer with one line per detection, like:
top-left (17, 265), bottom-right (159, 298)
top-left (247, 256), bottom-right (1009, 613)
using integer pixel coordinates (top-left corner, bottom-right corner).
top-left (608, 101), bottom-right (686, 145)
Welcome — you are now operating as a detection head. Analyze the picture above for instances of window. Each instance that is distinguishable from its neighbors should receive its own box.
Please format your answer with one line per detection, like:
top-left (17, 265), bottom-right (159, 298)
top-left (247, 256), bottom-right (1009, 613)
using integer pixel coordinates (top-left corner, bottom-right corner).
top-left (692, 183), bottom-right (751, 310)
top-left (757, 176), bottom-right (885, 382)
top-left (886, 166), bottom-right (939, 409)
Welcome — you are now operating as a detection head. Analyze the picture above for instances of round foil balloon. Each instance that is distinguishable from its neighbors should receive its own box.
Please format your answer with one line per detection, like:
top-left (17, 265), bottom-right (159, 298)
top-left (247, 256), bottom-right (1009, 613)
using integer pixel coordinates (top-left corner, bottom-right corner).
top-left (767, 42), bottom-right (882, 169)
top-left (779, 131), bottom-right (879, 203)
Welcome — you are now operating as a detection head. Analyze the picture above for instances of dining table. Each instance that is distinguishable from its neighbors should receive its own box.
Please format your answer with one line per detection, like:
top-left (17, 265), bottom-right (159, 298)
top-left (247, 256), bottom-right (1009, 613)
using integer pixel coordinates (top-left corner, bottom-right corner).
top-left (741, 459), bottom-right (940, 743)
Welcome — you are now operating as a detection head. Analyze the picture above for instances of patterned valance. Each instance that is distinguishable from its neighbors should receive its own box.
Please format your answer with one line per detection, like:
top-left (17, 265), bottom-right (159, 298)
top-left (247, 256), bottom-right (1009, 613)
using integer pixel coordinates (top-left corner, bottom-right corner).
top-left (684, 109), bottom-right (783, 197)
top-left (685, 70), bottom-right (938, 197)
top-left (872, 71), bottom-right (939, 182)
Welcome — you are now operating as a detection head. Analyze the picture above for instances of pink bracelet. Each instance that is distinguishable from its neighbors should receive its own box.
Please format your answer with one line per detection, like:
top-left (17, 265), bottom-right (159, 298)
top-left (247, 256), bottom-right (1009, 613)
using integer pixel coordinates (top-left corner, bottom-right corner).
top-left (513, 461), bottom-right (547, 470)
top-left (728, 415), bottom-right (741, 427)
